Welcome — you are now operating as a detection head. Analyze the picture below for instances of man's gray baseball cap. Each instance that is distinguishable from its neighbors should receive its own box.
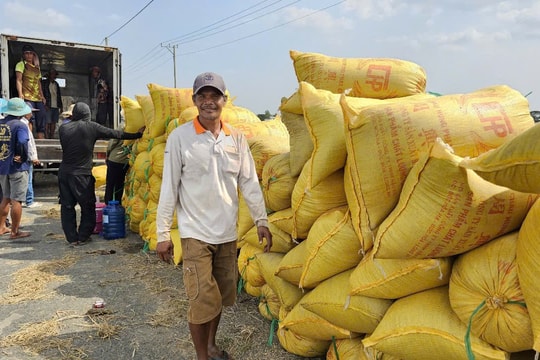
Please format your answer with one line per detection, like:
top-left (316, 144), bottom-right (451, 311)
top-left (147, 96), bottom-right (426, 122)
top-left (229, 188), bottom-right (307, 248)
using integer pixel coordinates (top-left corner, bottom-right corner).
top-left (193, 72), bottom-right (226, 95)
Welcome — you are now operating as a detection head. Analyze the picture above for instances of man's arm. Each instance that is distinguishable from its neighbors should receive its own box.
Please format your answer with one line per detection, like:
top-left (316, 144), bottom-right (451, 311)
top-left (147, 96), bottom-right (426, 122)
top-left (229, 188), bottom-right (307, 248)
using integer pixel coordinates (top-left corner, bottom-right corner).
top-left (15, 72), bottom-right (23, 98)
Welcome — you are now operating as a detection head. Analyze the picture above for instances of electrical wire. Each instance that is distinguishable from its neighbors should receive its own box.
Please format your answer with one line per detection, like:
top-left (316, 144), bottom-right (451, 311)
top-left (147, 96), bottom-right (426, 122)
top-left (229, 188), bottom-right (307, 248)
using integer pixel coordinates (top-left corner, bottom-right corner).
top-left (101, 0), bottom-right (156, 44)
top-left (179, 1), bottom-right (345, 56)
top-left (123, 1), bottom-right (344, 81)
top-left (172, 0), bottom-right (301, 46)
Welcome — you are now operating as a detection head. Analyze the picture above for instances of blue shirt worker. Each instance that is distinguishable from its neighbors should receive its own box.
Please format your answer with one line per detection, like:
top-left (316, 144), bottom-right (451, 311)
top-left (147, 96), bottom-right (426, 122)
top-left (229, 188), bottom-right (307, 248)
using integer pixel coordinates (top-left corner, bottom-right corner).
top-left (0, 98), bottom-right (32, 239)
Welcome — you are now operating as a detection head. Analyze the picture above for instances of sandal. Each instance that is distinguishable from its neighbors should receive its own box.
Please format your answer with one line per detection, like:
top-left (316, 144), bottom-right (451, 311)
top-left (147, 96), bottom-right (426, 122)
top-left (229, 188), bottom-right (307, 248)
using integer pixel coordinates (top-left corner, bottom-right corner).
top-left (9, 231), bottom-right (31, 240)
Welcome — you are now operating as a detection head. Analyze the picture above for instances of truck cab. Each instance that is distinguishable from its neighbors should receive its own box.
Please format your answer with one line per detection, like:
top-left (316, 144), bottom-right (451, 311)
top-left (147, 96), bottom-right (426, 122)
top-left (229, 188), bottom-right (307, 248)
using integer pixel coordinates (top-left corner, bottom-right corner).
top-left (0, 33), bottom-right (121, 171)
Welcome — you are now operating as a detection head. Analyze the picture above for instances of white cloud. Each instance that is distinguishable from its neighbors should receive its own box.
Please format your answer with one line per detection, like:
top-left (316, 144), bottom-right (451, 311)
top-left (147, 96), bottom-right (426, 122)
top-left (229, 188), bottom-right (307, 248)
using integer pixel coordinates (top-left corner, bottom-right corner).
top-left (283, 6), bottom-right (354, 32)
top-left (4, 2), bottom-right (71, 28)
top-left (341, 0), bottom-right (402, 19)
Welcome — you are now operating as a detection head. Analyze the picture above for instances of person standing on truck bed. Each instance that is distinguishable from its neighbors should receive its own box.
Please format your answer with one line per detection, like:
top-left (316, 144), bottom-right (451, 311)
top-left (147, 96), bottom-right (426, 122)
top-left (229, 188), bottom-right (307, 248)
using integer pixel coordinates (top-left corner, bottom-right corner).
top-left (15, 45), bottom-right (47, 139)
top-left (58, 102), bottom-right (144, 246)
top-left (90, 66), bottom-right (112, 128)
top-left (42, 68), bottom-right (63, 139)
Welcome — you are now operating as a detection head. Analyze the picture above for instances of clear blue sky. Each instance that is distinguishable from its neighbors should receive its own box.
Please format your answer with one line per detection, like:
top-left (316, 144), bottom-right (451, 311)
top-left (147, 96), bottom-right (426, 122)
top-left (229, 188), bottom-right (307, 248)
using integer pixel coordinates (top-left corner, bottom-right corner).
top-left (2, 0), bottom-right (539, 114)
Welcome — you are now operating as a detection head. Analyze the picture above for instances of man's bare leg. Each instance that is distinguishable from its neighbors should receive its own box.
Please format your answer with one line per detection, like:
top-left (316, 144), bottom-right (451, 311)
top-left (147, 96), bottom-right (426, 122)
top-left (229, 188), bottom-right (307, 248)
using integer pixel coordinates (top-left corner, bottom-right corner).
top-left (0, 198), bottom-right (11, 234)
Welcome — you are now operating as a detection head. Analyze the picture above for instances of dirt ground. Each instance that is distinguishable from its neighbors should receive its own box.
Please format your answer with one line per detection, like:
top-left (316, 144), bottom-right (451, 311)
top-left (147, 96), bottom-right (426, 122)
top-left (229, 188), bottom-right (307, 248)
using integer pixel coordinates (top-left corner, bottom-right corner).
top-left (0, 173), bottom-right (313, 360)
top-left (1, 173), bottom-right (537, 360)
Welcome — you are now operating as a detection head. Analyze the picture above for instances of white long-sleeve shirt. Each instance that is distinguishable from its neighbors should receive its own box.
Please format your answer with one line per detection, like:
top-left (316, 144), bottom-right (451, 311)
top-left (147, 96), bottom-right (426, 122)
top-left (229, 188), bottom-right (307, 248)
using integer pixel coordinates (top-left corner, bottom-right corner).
top-left (156, 118), bottom-right (268, 244)
top-left (20, 118), bottom-right (38, 161)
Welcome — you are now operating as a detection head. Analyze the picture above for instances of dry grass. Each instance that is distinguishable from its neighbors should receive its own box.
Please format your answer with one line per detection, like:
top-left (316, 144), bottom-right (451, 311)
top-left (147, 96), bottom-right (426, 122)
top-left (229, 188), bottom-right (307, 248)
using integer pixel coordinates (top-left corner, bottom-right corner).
top-left (0, 255), bottom-right (78, 304)
top-left (43, 206), bottom-right (61, 219)
top-left (0, 312), bottom-right (88, 359)
top-left (85, 315), bottom-right (122, 339)
top-left (148, 296), bottom-right (188, 327)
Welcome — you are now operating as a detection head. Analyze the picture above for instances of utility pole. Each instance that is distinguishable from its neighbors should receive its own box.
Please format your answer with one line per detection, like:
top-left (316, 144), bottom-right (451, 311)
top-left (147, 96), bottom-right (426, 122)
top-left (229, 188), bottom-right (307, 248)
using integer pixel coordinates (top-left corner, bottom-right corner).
top-left (161, 43), bottom-right (178, 88)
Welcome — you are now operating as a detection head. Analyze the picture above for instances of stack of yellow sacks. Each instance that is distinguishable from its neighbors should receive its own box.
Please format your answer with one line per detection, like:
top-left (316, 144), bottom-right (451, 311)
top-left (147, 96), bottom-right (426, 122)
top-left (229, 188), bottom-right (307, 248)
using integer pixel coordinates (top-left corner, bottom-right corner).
top-left (121, 49), bottom-right (540, 359)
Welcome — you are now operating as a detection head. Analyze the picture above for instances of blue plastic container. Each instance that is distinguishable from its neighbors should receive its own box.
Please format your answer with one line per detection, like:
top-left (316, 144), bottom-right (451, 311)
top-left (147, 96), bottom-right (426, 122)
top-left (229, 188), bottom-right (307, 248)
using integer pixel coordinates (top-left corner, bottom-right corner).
top-left (102, 200), bottom-right (126, 240)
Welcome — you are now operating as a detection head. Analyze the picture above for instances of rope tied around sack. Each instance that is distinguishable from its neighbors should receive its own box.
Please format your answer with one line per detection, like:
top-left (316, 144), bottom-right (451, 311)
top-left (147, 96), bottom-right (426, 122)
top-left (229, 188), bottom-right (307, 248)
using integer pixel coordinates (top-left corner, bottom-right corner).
top-left (465, 297), bottom-right (527, 360)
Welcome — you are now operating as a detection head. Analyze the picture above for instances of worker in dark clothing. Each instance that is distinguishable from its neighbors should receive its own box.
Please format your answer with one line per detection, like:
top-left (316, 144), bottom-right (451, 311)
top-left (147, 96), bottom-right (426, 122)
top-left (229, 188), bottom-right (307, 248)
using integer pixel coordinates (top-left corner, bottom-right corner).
top-left (58, 102), bottom-right (144, 246)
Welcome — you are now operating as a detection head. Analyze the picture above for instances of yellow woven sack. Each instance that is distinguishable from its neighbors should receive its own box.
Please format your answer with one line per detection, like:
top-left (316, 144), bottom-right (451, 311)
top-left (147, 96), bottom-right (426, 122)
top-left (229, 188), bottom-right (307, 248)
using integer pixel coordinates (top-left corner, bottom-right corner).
top-left (132, 150), bottom-right (153, 182)
top-left (135, 94), bottom-right (154, 126)
top-left (261, 152), bottom-right (297, 213)
top-left (279, 294), bottom-right (356, 341)
top-left (349, 251), bottom-right (452, 299)
top-left (301, 270), bottom-right (392, 334)
top-left (231, 115), bottom-right (288, 140)
top-left (165, 107), bottom-right (197, 136)
top-left (242, 219), bottom-right (295, 254)
top-left (248, 133), bottom-right (290, 181)
top-left (221, 104), bottom-right (261, 125)
top-left (120, 95), bottom-right (145, 133)
top-left (258, 284), bottom-right (281, 321)
top-left (279, 90), bottom-right (303, 115)
top-left (517, 198), bottom-right (540, 351)
top-left (256, 252), bottom-right (304, 311)
top-left (126, 194), bottom-right (146, 228)
top-left (298, 82), bottom-right (346, 187)
top-left (290, 50), bottom-right (427, 97)
top-left (277, 328), bottom-right (330, 358)
top-left (237, 242), bottom-right (265, 288)
top-left (302, 83), bottom-right (434, 189)
top-left (236, 192), bottom-right (259, 246)
top-left (92, 165), bottom-right (107, 188)
top-left (281, 111), bottom-right (312, 178)
top-left (327, 338), bottom-right (402, 360)
top-left (170, 228), bottom-right (182, 265)
top-left (147, 83), bottom-right (193, 138)
top-left (374, 139), bottom-right (537, 259)
top-left (362, 286), bottom-right (509, 360)
top-left (299, 207), bottom-right (363, 289)
top-left (149, 142), bottom-right (165, 178)
top-left (244, 281), bottom-right (261, 298)
top-left (460, 123), bottom-right (540, 194)
top-left (274, 239), bottom-right (307, 286)
top-left (291, 163), bottom-right (347, 240)
top-left (148, 173), bottom-right (161, 204)
top-left (449, 232), bottom-right (533, 352)
top-left (270, 207), bottom-right (294, 235)
top-left (342, 85), bottom-right (534, 246)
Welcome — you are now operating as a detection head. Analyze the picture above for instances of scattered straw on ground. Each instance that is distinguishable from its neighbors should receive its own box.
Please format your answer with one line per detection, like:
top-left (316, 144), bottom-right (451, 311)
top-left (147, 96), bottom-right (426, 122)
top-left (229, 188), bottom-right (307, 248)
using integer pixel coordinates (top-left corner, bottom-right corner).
top-left (148, 297), bottom-right (188, 327)
top-left (0, 312), bottom-right (88, 358)
top-left (83, 314), bottom-right (122, 339)
top-left (43, 206), bottom-right (61, 219)
top-left (0, 254), bottom-right (78, 304)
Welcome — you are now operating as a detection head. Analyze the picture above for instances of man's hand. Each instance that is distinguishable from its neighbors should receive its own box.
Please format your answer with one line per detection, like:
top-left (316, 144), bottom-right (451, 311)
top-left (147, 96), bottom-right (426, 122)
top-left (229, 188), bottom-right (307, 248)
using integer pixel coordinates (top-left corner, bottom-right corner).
top-left (156, 240), bottom-right (173, 262)
top-left (257, 226), bottom-right (273, 253)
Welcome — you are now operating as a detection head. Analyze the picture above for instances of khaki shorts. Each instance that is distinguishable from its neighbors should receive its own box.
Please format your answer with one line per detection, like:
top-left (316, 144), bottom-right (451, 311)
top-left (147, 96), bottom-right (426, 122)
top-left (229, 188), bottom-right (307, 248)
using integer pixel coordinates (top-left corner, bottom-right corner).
top-left (181, 237), bottom-right (238, 324)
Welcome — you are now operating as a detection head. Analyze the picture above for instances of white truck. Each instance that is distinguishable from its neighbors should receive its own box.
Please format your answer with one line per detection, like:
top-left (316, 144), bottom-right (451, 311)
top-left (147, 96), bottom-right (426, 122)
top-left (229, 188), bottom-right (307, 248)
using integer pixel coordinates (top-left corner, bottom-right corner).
top-left (0, 33), bottom-right (121, 171)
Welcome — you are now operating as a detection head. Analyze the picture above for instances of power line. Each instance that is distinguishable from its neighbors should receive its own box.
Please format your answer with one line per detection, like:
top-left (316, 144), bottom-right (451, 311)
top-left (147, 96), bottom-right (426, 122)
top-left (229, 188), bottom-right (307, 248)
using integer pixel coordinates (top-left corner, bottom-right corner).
top-left (125, 0), bottom-right (299, 74)
top-left (123, 1), bottom-right (345, 82)
top-left (179, 1), bottom-right (346, 56)
top-left (172, 0), bottom-right (301, 47)
top-left (164, 0), bottom-right (289, 44)
top-left (102, 0), bottom-right (156, 44)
